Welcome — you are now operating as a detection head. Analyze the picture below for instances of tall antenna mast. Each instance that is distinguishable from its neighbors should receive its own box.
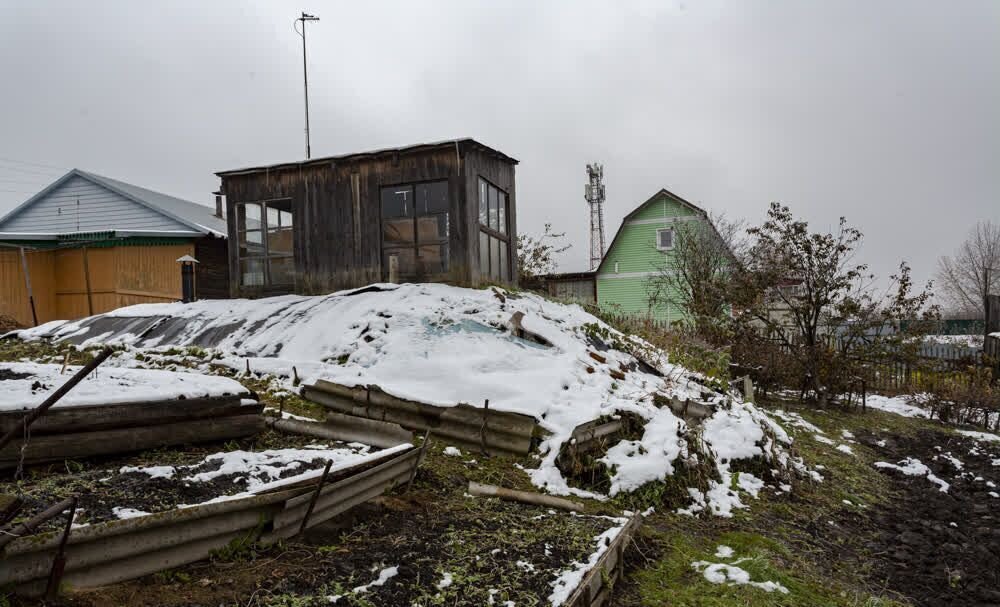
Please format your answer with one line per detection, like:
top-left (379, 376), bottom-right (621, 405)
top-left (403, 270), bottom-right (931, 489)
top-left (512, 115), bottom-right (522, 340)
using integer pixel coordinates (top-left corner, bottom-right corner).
top-left (294, 12), bottom-right (320, 159)
top-left (585, 163), bottom-right (606, 270)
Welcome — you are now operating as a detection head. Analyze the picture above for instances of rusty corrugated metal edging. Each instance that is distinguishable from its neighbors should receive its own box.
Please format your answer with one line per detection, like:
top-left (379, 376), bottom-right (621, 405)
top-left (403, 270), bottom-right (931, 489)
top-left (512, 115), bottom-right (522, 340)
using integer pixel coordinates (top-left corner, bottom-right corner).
top-left (1, 445), bottom-right (422, 596)
top-left (302, 380), bottom-right (541, 456)
top-left (564, 513), bottom-right (643, 607)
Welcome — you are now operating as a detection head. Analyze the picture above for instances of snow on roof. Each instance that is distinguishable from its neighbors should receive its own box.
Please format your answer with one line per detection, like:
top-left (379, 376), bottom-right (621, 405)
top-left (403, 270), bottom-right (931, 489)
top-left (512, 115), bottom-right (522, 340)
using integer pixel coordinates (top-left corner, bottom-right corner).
top-left (0, 362), bottom-right (251, 412)
top-left (17, 283), bottom-right (808, 502)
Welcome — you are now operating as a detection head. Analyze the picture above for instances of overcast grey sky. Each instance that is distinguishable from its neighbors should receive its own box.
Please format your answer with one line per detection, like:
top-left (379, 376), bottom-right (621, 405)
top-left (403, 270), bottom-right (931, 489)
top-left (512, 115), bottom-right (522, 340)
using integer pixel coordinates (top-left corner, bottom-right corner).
top-left (1, 0), bottom-right (997, 288)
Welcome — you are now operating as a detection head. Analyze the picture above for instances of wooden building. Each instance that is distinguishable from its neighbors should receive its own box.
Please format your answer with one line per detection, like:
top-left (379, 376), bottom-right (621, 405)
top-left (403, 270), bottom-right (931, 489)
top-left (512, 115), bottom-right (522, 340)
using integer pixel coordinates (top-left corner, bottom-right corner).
top-left (525, 271), bottom-right (597, 305)
top-left (215, 138), bottom-right (518, 297)
top-left (0, 169), bottom-right (228, 327)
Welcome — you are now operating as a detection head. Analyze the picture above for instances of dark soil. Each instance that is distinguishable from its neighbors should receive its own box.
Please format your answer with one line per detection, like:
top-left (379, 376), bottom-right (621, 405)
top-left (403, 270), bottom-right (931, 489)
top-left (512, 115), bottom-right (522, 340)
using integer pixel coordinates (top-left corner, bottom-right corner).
top-left (15, 481), bottom-right (618, 607)
top-left (859, 429), bottom-right (1000, 606)
top-left (0, 431), bottom-right (343, 531)
top-left (0, 368), bottom-right (32, 381)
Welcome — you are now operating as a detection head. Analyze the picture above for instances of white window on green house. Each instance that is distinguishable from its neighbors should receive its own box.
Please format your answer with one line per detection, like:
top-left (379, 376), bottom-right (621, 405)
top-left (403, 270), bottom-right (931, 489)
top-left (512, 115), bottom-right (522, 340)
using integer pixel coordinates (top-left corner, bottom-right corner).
top-left (656, 227), bottom-right (674, 251)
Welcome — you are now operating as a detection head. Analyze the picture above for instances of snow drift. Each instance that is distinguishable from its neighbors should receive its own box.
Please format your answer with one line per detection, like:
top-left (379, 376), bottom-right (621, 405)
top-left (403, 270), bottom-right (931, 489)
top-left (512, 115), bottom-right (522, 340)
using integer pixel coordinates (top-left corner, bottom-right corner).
top-left (14, 283), bottom-right (809, 506)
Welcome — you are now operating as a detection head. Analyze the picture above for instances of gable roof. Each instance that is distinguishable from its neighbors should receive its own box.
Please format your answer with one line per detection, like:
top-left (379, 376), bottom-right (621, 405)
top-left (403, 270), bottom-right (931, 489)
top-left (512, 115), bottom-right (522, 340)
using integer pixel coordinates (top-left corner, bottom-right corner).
top-left (595, 188), bottom-right (709, 275)
top-left (0, 169), bottom-right (226, 238)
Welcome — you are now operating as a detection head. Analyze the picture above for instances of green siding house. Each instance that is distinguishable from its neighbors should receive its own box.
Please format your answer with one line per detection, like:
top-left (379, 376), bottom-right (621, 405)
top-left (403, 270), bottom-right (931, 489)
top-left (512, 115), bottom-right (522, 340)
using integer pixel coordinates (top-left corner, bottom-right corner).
top-left (595, 189), bottom-right (714, 323)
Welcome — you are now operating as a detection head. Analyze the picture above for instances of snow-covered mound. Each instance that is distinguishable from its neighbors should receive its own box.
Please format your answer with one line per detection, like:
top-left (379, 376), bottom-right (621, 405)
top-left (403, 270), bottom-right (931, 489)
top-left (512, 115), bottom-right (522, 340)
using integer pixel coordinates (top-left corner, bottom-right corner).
top-left (15, 283), bottom-right (809, 505)
top-left (0, 362), bottom-right (251, 412)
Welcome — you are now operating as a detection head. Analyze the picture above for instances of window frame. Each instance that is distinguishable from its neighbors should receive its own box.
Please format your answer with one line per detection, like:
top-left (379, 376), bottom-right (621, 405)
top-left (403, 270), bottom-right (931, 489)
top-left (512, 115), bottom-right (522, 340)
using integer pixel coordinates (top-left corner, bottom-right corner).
top-left (478, 177), bottom-right (511, 282)
top-left (656, 227), bottom-right (675, 252)
top-left (235, 198), bottom-right (295, 288)
top-left (379, 179), bottom-right (451, 281)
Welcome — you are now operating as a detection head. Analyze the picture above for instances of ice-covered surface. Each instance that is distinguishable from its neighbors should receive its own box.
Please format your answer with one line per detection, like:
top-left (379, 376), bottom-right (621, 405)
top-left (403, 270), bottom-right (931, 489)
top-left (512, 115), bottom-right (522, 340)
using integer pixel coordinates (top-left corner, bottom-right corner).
top-left (874, 457), bottom-right (950, 492)
top-left (0, 361), bottom-right (251, 412)
top-left (15, 283), bottom-right (802, 502)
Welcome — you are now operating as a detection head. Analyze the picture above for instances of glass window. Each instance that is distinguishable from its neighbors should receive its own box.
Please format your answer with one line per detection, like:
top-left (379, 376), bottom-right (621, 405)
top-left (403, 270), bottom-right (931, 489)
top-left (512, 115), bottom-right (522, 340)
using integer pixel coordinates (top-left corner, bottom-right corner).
top-left (657, 228), bottom-right (674, 250)
top-left (492, 237), bottom-right (502, 280)
top-left (488, 186), bottom-right (498, 231)
top-left (417, 181), bottom-right (449, 214)
top-left (381, 181), bottom-right (450, 282)
top-left (479, 231), bottom-right (490, 277)
top-left (499, 240), bottom-right (509, 280)
top-left (237, 199), bottom-right (294, 288)
top-left (383, 217), bottom-right (415, 245)
top-left (479, 179), bottom-right (489, 226)
top-left (497, 190), bottom-right (507, 234)
top-left (381, 186), bottom-right (413, 218)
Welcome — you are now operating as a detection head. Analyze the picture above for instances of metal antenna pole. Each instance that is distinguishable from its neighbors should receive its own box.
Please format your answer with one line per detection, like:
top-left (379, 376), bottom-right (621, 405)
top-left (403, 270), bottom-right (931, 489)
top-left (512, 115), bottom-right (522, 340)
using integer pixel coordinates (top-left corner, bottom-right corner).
top-left (295, 12), bottom-right (320, 159)
top-left (585, 163), bottom-right (607, 270)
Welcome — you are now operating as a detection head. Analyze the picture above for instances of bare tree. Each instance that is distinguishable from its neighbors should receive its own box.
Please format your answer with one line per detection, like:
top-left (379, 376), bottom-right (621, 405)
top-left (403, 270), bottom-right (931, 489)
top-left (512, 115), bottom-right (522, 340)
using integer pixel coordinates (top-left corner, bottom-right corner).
top-left (516, 223), bottom-right (571, 280)
top-left (935, 221), bottom-right (1000, 318)
top-left (646, 213), bottom-right (744, 337)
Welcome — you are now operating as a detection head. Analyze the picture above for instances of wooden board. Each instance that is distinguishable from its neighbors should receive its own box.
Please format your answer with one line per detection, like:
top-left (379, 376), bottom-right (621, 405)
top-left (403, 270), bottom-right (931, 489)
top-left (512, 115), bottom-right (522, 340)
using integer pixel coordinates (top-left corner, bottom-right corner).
top-left (0, 414), bottom-right (262, 469)
top-left (0, 396), bottom-right (260, 436)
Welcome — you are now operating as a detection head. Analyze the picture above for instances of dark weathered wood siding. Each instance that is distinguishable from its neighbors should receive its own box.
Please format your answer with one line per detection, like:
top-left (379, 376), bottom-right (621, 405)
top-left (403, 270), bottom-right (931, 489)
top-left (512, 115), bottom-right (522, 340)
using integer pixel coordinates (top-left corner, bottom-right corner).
top-left (221, 142), bottom-right (517, 298)
top-left (194, 236), bottom-right (230, 300)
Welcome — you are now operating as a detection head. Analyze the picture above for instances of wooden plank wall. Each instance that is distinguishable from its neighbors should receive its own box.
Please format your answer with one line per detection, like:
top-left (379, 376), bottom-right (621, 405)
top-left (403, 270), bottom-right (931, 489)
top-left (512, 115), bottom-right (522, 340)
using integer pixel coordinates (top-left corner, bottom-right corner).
top-left (114, 243), bottom-right (191, 307)
top-left (222, 142), bottom-right (518, 297)
top-left (0, 244), bottom-right (191, 326)
top-left (0, 248), bottom-right (56, 327)
top-left (194, 236), bottom-right (230, 300)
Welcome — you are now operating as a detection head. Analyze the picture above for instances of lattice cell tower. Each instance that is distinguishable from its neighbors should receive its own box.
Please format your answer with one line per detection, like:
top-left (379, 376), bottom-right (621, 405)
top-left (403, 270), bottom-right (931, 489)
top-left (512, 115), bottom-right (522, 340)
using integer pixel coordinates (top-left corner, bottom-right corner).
top-left (585, 163), bottom-right (607, 270)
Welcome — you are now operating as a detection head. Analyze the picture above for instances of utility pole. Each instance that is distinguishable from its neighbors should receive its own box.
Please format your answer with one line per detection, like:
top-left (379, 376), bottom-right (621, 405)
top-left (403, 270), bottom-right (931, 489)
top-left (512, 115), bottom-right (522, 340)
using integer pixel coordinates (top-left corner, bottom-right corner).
top-left (295, 12), bottom-right (320, 159)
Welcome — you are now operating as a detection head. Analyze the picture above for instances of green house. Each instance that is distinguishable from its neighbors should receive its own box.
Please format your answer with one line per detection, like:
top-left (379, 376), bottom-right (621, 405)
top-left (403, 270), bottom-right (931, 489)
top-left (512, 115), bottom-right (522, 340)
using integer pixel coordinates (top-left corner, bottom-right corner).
top-left (595, 188), bottom-right (716, 323)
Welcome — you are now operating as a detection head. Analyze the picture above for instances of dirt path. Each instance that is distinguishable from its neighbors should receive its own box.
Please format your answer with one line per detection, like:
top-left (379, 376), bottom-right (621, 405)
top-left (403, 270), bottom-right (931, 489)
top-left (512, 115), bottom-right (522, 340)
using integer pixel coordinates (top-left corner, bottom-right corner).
top-left (859, 429), bottom-right (1000, 606)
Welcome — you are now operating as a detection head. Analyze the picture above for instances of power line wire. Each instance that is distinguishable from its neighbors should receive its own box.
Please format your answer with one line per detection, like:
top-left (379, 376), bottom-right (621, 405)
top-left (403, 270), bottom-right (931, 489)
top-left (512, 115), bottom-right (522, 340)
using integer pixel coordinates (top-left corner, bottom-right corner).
top-left (0, 156), bottom-right (68, 171)
top-left (0, 164), bottom-right (65, 179)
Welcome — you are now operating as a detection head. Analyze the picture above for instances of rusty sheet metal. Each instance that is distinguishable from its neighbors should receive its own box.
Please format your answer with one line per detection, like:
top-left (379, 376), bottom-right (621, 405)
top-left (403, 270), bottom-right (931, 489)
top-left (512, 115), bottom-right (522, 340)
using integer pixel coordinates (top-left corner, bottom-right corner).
top-left (564, 513), bottom-right (642, 607)
top-left (1, 445), bottom-right (422, 596)
top-left (303, 379), bottom-right (541, 456)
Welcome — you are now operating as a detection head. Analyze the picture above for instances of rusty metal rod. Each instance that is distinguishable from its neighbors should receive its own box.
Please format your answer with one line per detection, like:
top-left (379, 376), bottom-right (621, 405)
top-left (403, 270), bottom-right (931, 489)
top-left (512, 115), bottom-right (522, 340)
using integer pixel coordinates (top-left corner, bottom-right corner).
top-left (297, 459), bottom-right (333, 537)
top-left (0, 347), bottom-right (114, 453)
top-left (45, 496), bottom-right (77, 598)
top-left (0, 497), bottom-right (77, 550)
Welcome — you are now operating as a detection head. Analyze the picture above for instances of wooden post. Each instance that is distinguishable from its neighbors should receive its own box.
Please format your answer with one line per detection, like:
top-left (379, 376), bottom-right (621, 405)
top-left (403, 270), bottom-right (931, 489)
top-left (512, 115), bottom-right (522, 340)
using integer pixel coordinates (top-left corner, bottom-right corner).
top-left (406, 430), bottom-right (432, 492)
top-left (19, 247), bottom-right (38, 327)
top-left (298, 459), bottom-right (333, 537)
top-left (45, 496), bottom-right (77, 599)
top-left (388, 253), bottom-right (399, 283)
top-left (480, 399), bottom-right (490, 456)
top-left (81, 246), bottom-right (94, 317)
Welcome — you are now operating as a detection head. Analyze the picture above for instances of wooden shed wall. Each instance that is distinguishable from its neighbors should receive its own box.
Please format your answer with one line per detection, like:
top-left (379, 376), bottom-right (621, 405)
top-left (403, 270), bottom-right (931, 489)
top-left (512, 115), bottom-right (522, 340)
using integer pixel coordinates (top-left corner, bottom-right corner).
top-left (194, 237), bottom-right (230, 300)
top-left (463, 149), bottom-right (518, 286)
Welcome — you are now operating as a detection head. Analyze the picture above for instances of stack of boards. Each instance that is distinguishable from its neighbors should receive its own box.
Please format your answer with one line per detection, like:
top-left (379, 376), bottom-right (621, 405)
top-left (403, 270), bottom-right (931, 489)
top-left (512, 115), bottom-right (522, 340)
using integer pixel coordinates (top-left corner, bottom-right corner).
top-left (0, 364), bottom-right (263, 470)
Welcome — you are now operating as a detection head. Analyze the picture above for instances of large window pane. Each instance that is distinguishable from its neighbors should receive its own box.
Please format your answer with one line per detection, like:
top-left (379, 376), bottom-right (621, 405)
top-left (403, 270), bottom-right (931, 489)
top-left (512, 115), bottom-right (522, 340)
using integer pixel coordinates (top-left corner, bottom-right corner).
top-left (269, 257), bottom-right (295, 285)
top-left (240, 258), bottom-right (264, 287)
top-left (419, 244), bottom-right (448, 275)
top-left (479, 179), bottom-right (488, 226)
top-left (497, 191), bottom-right (507, 235)
top-left (238, 203), bottom-right (263, 230)
top-left (381, 186), bottom-right (413, 218)
top-left (488, 186), bottom-right (499, 231)
top-left (492, 236), bottom-right (502, 280)
top-left (267, 228), bottom-right (293, 256)
top-left (499, 240), bottom-right (508, 280)
top-left (417, 181), bottom-right (449, 214)
top-left (479, 231), bottom-right (489, 277)
top-left (416, 214), bottom-right (448, 242)
top-left (384, 247), bottom-right (416, 281)
top-left (383, 217), bottom-right (415, 245)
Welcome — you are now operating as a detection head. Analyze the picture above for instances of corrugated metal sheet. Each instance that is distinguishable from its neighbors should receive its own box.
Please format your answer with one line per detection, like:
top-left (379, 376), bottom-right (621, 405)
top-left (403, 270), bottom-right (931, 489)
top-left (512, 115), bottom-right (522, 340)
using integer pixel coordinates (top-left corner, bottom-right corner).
top-left (0, 170), bottom-right (226, 237)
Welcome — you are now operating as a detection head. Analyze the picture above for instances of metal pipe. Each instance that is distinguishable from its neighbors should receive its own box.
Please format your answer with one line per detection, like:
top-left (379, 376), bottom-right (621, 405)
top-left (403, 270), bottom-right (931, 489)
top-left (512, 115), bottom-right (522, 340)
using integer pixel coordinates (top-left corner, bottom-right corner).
top-left (0, 497), bottom-right (76, 551)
